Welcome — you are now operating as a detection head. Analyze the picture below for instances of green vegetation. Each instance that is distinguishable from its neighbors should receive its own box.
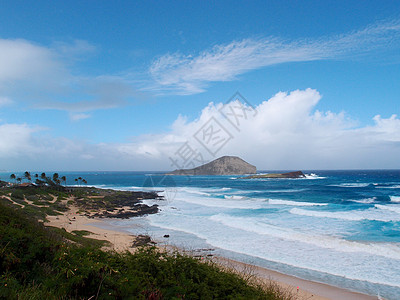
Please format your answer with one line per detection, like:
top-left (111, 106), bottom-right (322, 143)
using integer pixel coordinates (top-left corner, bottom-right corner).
top-left (0, 185), bottom-right (69, 221)
top-left (0, 198), bottom-right (291, 299)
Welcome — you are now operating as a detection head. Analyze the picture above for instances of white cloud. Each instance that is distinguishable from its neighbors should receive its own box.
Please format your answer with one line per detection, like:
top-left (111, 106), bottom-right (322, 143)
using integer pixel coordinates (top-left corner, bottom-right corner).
top-left (0, 39), bottom-right (62, 83)
top-left (0, 123), bottom-right (39, 157)
top-left (52, 39), bottom-right (97, 60)
top-left (69, 113), bottom-right (91, 121)
top-left (148, 20), bottom-right (400, 95)
top-left (1, 89), bottom-right (398, 171)
top-left (0, 96), bottom-right (12, 107)
top-left (122, 88), bottom-right (400, 170)
top-left (0, 38), bottom-right (141, 115)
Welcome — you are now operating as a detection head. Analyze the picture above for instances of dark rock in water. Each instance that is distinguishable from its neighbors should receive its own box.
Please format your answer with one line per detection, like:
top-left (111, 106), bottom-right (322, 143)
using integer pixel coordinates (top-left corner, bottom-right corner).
top-left (132, 235), bottom-right (151, 247)
top-left (163, 234), bottom-right (170, 238)
top-left (167, 156), bottom-right (256, 175)
top-left (243, 171), bottom-right (306, 179)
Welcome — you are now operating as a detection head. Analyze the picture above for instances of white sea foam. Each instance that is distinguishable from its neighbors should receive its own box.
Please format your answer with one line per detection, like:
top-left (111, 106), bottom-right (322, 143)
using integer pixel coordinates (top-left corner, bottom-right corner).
top-left (377, 185), bottom-right (400, 189)
top-left (91, 184), bottom-right (108, 188)
top-left (375, 204), bottom-right (400, 214)
top-left (266, 189), bottom-right (306, 193)
top-left (135, 173), bottom-right (400, 296)
top-left (224, 195), bottom-right (246, 200)
top-left (175, 193), bottom-right (265, 210)
top-left (185, 187), bottom-right (232, 193)
top-left (218, 187), bottom-right (232, 191)
top-left (390, 196), bottom-right (400, 203)
top-left (289, 207), bottom-right (400, 222)
top-left (350, 197), bottom-right (377, 204)
top-left (210, 214), bottom-right (400, 260)
top-left (180, 188), bottom-right (211, 196)
top-left (330, 183), bottom-right (370, 188)
top-left (268, 199), bottom-right (328, 206)
top-left (147, 212), bottom-right (400, 289)
top-left (91, 184), bottom-right (143, 191)
top-left (304, 173), bottom-right (326, 179)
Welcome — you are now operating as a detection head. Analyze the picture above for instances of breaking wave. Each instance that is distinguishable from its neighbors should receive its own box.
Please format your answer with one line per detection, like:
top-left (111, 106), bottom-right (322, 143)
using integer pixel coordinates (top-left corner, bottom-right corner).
top-left (268, 199), bottom-right (328, 206)
top-left (289, 207), bottom-right (400, 222)
top-left (390, 196), bottom-right (400, 203)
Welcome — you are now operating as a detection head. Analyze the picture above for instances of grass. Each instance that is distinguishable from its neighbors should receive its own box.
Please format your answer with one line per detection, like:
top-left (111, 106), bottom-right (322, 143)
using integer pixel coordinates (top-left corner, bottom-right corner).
top-left (71, 230), bottom-right (93, 237)
top-left (0, 186), bottom-right (70, 222)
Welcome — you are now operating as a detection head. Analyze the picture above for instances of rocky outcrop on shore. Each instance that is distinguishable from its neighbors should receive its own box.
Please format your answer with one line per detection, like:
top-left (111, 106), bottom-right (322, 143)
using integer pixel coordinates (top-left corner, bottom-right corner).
top-left (91, 203), bottom-right (159, 219)
top-left (167, 156), bottom-right (257, 175)
top-left (69, 188), bottom-right (163, 219)
top-left (243, 171), bottom-right (306, 179)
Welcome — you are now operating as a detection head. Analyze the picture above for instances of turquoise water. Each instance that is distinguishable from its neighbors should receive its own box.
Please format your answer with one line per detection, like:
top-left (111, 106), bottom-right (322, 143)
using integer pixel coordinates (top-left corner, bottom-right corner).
top-left (2, 170), bottom-right (400, 299)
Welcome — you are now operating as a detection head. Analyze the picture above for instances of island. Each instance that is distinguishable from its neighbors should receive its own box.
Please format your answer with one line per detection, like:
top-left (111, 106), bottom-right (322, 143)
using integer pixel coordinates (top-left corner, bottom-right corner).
top-left (167, 156), bottom-right (257, 175)
top-left (243, 171), bottom-right (306, 179)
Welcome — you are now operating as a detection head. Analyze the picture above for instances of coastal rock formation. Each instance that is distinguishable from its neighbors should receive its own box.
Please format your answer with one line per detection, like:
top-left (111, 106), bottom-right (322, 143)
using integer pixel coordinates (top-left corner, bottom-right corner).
top-left (0, 180), bottom-right (8, 188)
top-left (168, 156), bottom-right (256, 175)
top-left (243, 171), bottom-right (306, 179)
top-left (131, 235), bottom-right (153, 247)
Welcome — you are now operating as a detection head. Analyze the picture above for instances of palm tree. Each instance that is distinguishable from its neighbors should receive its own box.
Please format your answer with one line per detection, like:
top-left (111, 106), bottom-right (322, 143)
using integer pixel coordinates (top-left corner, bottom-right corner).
top-left (53, 173), bottom-right (59, 183)
top-left (61, 176), bottom-right (67, 186)
top-left (36, 172), bottom-right (47, 187)
top-left (10, 174), bottom-right (16, 184)
top-left (16, 178), bottom-right (22, 184)
top-left (35, 179), bottom-right (42, 186)
top-left (74, 178), bottom-right (78, 186)
top-left (24, 171), bottom-right (31, 183)
top-left (82, 179), bottom-right (87, 185)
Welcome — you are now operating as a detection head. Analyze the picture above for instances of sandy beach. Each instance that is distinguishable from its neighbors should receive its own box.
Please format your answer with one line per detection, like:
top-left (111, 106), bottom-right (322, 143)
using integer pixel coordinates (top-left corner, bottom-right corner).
top-left (45, 208), bottom-right (379, 300)
top-left (46, 204), bottom-right (137, 253)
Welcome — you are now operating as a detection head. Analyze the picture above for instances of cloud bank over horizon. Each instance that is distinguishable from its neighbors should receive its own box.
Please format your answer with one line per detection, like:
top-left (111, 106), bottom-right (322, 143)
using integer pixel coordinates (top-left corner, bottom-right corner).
top-left (1, 88), bottom-right (399, 171)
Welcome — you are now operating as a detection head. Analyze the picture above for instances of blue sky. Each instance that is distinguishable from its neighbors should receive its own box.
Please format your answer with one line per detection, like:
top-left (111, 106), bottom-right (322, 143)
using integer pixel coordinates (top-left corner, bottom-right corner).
top-left (0, 1), bottom-right (399, 171)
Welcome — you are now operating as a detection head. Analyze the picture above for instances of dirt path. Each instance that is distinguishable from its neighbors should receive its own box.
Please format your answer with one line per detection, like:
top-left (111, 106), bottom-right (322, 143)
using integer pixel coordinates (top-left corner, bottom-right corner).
top-left (1, 195), bottom-right (25, 208)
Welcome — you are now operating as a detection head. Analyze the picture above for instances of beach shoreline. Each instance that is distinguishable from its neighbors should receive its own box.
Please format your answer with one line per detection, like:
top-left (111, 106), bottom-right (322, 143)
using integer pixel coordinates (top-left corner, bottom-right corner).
top-left (213, 256), bottom-right (378, 300)
top-left (46, 204), bottom-right (138, 253)
top-left (46, 209), bottom-right (379, 300)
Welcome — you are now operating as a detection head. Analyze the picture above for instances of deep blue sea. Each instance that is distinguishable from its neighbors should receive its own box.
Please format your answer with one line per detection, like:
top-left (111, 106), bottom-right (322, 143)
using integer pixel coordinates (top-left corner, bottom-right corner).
top-left (2, 170), bottom-right (400, 299)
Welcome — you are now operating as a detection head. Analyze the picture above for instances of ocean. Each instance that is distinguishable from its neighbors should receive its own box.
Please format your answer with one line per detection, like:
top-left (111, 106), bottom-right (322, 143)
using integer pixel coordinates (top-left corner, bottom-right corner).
top-left (2, 170), bottom-right (400, 299)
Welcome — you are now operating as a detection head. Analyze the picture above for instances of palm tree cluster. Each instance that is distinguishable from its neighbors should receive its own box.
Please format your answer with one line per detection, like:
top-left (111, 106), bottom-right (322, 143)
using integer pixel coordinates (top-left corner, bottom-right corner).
top-left (74, 177), bottom-right (87, 186)
top-left (8, 172), bottom-right (87, 187)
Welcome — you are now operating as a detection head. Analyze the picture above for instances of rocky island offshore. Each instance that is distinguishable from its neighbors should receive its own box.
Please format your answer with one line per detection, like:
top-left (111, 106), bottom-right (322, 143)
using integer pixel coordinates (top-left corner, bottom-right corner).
top-left (167, 156), bottom-right (306, 179)
top-left (167, 156), bottom-right (257, 175)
